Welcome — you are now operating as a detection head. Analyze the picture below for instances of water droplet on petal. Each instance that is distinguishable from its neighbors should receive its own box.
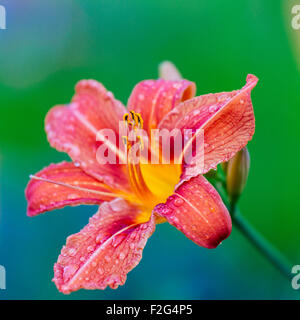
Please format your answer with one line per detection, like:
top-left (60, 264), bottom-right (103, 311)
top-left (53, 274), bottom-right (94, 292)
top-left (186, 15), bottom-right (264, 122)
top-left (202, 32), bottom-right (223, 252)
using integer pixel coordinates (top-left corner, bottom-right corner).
top-left (68, 248), bottom-right (77, 256)
top-left (160, 205), bottom-right (174, 216)
top-left (97, 268), bottom-right (103, 274)
top-left (106, 91), bottom-right (114, 99)
top-left (63, 264), bottom-right (78, 280)
top-left (87, 245), bottom-right (94, 252)
top-left (174, 197), bottom-right (184, 207)
top-left (119, 252), bottom-right (125, 260)
top-left (208, 105), bottom-right (218, 113)
top-left (67, 194), bottom-right (78, 200)
top-left (109, 199), bottom-right (122, 212)
top-left (95, 235), bottom-right (102, 244)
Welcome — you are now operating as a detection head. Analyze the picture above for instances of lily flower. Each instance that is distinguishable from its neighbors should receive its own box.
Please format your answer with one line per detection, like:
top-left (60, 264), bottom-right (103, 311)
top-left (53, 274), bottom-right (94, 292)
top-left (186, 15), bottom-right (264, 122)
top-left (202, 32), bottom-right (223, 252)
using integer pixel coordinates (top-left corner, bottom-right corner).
top-left (25, 70), bottom-right (258, 294)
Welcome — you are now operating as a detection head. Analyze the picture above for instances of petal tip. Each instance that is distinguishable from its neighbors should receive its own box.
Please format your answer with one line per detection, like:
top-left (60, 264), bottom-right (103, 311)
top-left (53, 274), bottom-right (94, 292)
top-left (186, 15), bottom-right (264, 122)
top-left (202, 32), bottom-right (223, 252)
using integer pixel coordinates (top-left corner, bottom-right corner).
top-left (155, 176), bottom-right (232, 249)
top-left (74, 79), bottom-right (106, 96)
top-left (205, 221), bottom-right (232, 249)
top-left (246, 74), bottom-right (259, 86)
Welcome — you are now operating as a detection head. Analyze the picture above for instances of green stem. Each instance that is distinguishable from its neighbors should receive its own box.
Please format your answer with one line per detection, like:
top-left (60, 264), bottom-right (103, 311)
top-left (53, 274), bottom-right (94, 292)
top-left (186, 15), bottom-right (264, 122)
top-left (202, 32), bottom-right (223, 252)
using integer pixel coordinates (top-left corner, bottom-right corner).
top-left (231, 205), bottom-right (293, 280)
top-left (210, 175), bottom-right (293, 281)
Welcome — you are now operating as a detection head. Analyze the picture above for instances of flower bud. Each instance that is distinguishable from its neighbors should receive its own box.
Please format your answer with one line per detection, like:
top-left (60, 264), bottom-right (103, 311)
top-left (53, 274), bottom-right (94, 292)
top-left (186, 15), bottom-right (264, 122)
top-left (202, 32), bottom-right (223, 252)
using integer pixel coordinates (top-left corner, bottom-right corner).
top-left (221, 161), bottom-right (228, 174)
top-left (226, 147), bottom-right (250, 203)
top-left (159, 61), bottom-right (182, 80)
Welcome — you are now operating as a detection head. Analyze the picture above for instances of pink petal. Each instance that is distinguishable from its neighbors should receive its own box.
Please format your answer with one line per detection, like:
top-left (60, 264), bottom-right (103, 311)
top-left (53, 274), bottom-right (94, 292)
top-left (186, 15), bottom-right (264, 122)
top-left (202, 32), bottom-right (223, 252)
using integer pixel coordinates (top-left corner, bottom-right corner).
top-left (128, 79), bottom-right (196, 131)
top-left (45, 80), bottom-right (130, 191)
top-left (26, 162), bottom-right (117, 217)
top-left (159, 75), bottom-right (258, 178)
top-left (53, 198), bottom-right (155, 294)
top-left (154, 175), bottom-right (231, 249)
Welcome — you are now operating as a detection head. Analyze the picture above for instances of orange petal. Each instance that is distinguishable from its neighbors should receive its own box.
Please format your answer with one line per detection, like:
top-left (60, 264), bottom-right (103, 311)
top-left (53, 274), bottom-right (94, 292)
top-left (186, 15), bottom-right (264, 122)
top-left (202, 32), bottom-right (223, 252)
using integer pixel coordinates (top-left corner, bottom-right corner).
top-left (128, 79), bottom-right (196, 131)
top-left (53, 198), bottom-right (155, 294)
top-left (154, 175), bottom-right (231, 249)
top-left (45, 80), bottom-right (130, 191)
top-left (159, 75), bottom-right (258, 179)
top-left (25, 162), bottom-right (118, 217)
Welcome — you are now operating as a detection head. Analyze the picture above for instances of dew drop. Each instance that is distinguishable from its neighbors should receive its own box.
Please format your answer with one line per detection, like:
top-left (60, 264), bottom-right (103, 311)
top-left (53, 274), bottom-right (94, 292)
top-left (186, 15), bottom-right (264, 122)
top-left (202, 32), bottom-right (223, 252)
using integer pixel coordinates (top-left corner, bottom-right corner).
top-left (95, 235), bottom-right (102, 244)
top-left (68, 248), bottom-right (77, 257)
top-left (109, 199), bottom-right (122, 212)
top-left (174, 197), bottom-right (184, 207)
top-left (63, 264), bottom-right (78, 280)
top-left (87, 245), bottom-right (94, 253)
top-left (67, 194), bottom-right (78, 200)
top-left (106, 91), bottom-right (114, 99)
top-left (97, 268), bottom-right (103, 274)
top-left (160, 206), bottom-right (174, 216)
top-left (112, 236), bottom-right (124, 247)
top-left (119, 252), bottom-right (125, 260)
top-left (208, 105), bottom-right (218, 113)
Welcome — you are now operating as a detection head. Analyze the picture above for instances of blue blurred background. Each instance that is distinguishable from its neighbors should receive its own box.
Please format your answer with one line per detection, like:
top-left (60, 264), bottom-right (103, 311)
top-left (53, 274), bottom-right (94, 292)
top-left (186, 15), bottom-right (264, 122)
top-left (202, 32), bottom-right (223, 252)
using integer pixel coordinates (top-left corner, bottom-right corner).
top-left (0, 0), bottom-right (300, 299)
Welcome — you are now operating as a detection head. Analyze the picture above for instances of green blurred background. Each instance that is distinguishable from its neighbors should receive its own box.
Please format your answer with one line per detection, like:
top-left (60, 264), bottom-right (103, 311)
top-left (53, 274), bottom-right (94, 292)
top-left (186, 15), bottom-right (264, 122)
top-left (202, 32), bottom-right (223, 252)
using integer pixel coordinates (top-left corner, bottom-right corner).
top-left (0, 0), bottom-right (300, 299)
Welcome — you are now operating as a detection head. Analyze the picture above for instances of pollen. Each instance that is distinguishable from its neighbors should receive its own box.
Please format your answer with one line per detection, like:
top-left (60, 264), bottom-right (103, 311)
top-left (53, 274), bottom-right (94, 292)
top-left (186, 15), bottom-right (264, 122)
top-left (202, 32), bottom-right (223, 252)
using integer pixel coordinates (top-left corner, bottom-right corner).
top-left (122, 111), bottom-right (144, 149)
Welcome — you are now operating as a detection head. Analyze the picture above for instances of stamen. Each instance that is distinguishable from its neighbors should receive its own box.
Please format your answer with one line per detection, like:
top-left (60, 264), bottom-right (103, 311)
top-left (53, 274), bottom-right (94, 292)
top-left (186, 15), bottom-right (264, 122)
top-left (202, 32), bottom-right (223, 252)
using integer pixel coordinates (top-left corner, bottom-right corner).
top-left (123, 111), bottom-right (144, 149)
top-left (29, 175), bottom-right (121, 198)
top-left (124, 111), bottom-right (143, 131)
top-left (123, 113), bottom-right (129, 123)
top-left (135, 113), bottom-right (143, 129)
top-left (122, 136), bottom-right (129, 148)
top-left (130, 111), bottom-right (136, 123)
top-left (123, 111), bottom-right (155, 202)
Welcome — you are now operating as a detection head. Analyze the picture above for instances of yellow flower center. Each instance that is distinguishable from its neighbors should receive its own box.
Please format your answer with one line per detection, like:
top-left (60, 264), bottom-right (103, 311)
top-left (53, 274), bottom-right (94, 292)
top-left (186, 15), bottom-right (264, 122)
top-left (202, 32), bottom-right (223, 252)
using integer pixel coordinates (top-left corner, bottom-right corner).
top-left (123, 111), bottom-right (181, 223)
